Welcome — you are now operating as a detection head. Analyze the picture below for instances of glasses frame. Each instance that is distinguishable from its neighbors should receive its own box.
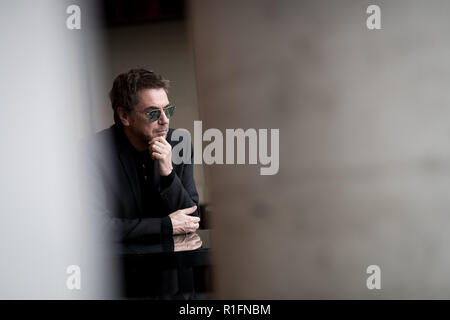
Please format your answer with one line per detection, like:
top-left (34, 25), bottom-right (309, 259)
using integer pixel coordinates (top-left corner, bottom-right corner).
top-left (142, 105), bottom-right (176, 122)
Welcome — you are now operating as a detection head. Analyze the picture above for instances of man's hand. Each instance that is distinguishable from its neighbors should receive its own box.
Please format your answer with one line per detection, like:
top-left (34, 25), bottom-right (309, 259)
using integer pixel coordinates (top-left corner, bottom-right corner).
top-left (173, 232), bottom-right (202, 252)
top-left (149, 136), bottom-right (173, 176)
top-left (169, 205), bottom-right (200, 235)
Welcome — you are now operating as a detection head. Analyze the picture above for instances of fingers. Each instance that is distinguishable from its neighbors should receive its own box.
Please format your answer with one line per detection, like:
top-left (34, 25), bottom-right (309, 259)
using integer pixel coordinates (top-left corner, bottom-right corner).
top-left (187, 221), bottom-right (199, 229)
top-left (149, 136), bottom-right (170, 146)
top-left (193, 238), bottom-right (202, 249)
top-left (149, 137), bottom-right (163, 145)
top-left (170, 206), bottom-right (196, 217)
top-left (189, 238), bottom-right (202, 250)
top-left (184, 220), bottom-right (199, 231)
top-left (179, 219), bottom-right (199, 234)
top-left (169, 206), bottom-right (200, 235)
top-left (189, 224), bottom-right (199, 233)
top-left (149, 140), bottom-right (170, 161)
top-left (184, 233), bottom-right (201, 250)
top-left (179, 205), bottom-right (197, 215)
top-left (151, 142), bottom-right (164, 153)
top-left (159, 137), bottom-right (170, 146)
top-left (153, 141), bottom-right (166, 148)
top-left (151, 141), bottom-right (166, 151)
top-left (173, 233), bottom-right (202, 252)
top-left (180, 206), bottom-right (200, 224)
top-left (185, 215), bottom-right (200, 224)
top-left (150, 143), bottom-right (168, 155)
top-left (185, 233), bottom-right (199, 241)
top-left (151, 152), bottom-right (163, 160)
top-left (182, 217), bottom-right (200, 229)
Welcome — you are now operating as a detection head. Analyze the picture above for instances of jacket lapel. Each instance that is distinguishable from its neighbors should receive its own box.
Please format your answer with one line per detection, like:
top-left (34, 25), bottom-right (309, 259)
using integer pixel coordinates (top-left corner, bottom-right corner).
top-left (118, 150), bottom-right (142, 215)
top-left (113, 125), bottom-right (143, 216)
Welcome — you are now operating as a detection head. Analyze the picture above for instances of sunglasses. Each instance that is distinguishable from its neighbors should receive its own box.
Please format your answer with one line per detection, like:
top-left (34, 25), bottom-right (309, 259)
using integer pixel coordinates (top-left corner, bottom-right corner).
top-left (143, 105), bottom-right (176, 122)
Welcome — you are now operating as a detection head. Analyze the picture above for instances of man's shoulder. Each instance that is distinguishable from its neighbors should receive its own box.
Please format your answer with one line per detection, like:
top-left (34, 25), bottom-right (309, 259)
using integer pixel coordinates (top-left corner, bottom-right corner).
top-left (85, 125), bottom-right (117, 145)
top-left (93, 125), bottom-right (116, 141)
top-left (82, 125), bottom-right (117, 157)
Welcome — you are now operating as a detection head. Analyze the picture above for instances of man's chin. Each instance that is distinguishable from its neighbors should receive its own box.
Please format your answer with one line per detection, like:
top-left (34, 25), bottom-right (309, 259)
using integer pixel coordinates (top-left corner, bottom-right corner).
top-left (154, 130), bottom-right (168, 138)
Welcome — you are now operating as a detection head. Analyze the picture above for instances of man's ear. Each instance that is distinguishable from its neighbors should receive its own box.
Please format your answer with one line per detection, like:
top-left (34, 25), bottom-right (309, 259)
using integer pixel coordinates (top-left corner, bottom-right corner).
top-left (117, 107), bottom-right (131, 126)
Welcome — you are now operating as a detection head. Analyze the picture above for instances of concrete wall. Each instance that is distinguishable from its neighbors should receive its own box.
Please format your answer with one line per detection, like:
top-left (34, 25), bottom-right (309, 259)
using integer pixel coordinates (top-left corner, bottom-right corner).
top-left (190, 0), bottom-right (450, 298)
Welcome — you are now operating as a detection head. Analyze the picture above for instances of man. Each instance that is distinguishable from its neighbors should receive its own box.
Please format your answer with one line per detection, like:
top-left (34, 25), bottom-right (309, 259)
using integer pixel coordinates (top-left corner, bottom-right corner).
top-left (85, 69), bottom-right (200, 242)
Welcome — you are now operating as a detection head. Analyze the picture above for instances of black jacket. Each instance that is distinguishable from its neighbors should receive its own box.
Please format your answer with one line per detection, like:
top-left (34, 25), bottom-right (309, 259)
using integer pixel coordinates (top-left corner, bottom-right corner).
top-left (83, 124), bottom-right (199, 242)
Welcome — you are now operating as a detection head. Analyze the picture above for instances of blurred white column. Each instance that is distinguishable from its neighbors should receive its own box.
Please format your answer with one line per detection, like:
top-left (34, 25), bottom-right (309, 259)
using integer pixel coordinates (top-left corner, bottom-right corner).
top-left (0, 0), bottom-right (114, 299)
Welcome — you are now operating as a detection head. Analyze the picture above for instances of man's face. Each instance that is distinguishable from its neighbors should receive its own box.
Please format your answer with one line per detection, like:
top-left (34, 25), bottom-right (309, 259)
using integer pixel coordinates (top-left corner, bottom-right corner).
top-left (127, 88), bottom-right (171, 144)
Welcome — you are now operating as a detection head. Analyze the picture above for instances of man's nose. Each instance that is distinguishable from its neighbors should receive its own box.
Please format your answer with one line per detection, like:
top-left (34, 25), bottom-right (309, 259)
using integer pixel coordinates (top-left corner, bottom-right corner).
top-left (158, 110), bottom-right (169, 124)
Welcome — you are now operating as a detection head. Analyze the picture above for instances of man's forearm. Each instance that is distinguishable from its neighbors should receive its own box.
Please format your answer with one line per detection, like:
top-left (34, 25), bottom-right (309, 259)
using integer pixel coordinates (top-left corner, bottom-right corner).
top-left (105, 216), bottom-right (173, 241)
top-left (159, 171), bottom-right (199, 215)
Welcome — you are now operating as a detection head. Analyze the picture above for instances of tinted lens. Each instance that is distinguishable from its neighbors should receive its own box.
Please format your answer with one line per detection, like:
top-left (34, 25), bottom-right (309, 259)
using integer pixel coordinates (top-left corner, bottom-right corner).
top-left (147, 110), bottom-right (161, 122)
top-left (164, 106), bottom-right (176, 118)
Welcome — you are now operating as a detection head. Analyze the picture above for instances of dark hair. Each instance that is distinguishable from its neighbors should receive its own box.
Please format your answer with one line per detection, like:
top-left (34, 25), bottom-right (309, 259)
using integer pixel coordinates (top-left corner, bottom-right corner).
top-left (109, 68), bottom-right (170, 126)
